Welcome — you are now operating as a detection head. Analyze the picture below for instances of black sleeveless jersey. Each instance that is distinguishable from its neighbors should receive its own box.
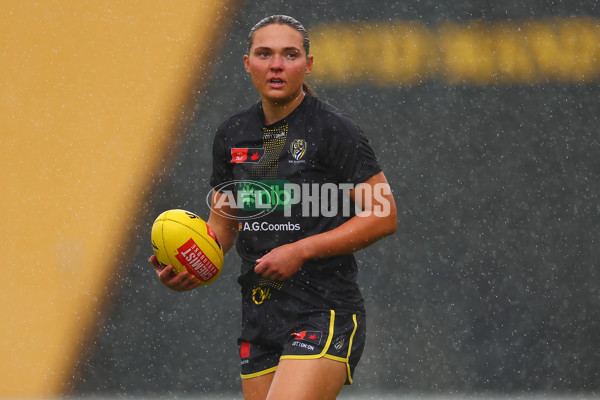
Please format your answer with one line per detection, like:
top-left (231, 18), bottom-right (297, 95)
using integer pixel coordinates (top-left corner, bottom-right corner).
top-left (210, 94), bottom-right (381, 312)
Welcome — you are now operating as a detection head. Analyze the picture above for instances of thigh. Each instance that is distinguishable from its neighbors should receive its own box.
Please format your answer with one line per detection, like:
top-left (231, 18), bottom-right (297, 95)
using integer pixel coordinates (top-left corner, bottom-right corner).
top-left (242, 372), bottom-right (274, 400)
top-left (267, 358), bottom-right (347, 400)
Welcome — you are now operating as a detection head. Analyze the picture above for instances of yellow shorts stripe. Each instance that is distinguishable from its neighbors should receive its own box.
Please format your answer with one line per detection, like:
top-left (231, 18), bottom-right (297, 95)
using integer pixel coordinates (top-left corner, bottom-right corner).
top-left (280, 309), bottom-right (336, 361)
top-left (345, 314), bottom-right (359, 384)
top-left (240, 365), bottom-right (278, 380)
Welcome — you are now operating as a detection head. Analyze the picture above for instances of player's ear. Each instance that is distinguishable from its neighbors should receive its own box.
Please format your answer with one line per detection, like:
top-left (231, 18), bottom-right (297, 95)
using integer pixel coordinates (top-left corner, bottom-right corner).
top-left (244, 54), bottom-right (251, 73)
top-left (305, 55), bottom-right (313, 74)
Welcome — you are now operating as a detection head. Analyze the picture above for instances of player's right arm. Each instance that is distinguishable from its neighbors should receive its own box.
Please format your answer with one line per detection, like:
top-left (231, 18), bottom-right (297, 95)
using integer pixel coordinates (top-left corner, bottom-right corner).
top-left (207, 189), bottom-right (239, 255)
top-left (150, 190), bottom-right (238, 292)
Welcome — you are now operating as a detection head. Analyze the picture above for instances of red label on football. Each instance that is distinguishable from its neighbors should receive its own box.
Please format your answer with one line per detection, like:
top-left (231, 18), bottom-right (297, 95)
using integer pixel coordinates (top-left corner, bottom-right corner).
top-left (175, 238), bottom-right (219, 282)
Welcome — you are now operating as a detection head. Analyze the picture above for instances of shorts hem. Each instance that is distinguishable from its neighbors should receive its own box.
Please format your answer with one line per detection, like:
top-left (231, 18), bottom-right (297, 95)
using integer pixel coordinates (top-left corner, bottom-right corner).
top-left (323, 354), bottom-right (347, 363)
top-left (240, 366), bottom-right (277, 380)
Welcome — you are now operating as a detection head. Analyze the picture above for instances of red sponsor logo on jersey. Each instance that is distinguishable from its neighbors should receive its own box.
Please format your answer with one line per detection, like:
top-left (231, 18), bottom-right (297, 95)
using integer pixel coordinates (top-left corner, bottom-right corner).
top-left (231, 148), bottom-right (265, 163)
top-left (240, 342), bottom-right (251, 359)
top-left (175, 238), bottom-right (219, 282)
top-left (291, 330), bottom-right (323, 345)
top-left (231, 148), bottom-right (248, 163)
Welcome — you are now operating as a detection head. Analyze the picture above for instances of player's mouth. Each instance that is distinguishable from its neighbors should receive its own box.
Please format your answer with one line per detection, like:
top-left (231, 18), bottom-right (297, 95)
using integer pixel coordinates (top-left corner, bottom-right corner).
top-left (268, 78), bottom-right (285, 88)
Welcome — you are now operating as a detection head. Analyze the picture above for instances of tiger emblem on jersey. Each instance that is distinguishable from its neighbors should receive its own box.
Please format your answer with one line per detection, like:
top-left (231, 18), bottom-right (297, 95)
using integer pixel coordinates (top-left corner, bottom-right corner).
top-left (290, 139), bottom-right (306, 161)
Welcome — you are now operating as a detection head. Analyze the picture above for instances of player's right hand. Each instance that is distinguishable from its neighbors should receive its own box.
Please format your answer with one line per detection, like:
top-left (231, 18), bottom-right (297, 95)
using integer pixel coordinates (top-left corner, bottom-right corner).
top-left (149, 255), bottom-right (201, 292)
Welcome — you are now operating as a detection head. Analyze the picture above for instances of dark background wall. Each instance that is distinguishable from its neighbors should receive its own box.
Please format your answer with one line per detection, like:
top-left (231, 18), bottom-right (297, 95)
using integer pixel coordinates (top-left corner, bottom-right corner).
top-left (72, 0), bottom-right (600, 396)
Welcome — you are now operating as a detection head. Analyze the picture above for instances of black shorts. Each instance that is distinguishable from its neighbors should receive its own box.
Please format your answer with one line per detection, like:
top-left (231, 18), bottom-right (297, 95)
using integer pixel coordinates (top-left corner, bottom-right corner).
top-left (237, 278), bottom-right (366, 384)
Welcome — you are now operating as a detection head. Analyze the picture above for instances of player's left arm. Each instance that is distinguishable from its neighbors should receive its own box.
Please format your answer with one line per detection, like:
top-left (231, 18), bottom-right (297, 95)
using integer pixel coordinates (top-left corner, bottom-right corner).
top-left (254, 171), bottom-right (397, 281)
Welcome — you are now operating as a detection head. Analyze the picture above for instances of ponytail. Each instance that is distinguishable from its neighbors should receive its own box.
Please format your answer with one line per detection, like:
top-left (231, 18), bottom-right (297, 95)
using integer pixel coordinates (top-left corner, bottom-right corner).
top-left (303, 82), bottom-right (317, 97)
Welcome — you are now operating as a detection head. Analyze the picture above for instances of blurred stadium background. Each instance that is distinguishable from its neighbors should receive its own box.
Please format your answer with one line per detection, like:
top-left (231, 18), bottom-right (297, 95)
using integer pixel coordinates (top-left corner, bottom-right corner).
top-left (1, 0), bottom-right (599, 399)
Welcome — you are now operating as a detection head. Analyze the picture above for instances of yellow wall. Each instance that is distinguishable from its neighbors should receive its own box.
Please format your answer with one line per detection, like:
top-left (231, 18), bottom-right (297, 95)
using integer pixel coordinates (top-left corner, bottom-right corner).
top-left (0, 1), bottom-right (231, 397)
top-left (310, 17), bottom-right (600, 86)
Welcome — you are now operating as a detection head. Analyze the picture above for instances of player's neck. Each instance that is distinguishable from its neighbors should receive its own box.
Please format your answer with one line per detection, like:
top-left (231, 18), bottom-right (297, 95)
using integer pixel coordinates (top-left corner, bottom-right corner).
top-left (261, 90), bottom-right (305, 125)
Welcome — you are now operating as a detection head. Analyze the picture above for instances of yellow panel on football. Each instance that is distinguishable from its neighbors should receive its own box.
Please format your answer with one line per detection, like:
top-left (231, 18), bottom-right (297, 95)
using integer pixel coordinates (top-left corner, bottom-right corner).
top-left (0, 1), bottom-right (232, 398)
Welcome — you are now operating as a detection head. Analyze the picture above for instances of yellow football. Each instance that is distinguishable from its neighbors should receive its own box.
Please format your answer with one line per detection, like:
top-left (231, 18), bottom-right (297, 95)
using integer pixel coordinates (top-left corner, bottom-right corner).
top-left (151, 209), bottom-right (223, 286)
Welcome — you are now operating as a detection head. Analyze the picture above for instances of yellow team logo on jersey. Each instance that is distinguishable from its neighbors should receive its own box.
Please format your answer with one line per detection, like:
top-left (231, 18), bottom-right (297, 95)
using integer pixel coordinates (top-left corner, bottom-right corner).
top-left (290, 139), bottom-right (306, 160)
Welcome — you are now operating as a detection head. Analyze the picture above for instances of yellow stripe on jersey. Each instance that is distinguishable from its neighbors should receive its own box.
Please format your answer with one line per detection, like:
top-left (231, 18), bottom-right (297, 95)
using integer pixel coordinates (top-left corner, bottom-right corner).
top-left (252, 123), bottom-right (289, 179)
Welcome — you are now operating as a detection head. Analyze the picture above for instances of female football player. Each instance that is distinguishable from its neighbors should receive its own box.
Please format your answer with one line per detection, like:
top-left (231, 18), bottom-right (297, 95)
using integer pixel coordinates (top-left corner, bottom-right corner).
top-left (150, 15), bottom-right (397, 400)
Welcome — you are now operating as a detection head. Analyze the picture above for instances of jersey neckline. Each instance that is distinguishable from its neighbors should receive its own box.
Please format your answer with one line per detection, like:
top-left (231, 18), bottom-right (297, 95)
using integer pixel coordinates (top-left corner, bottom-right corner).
top-left (257, 93), bottom-right (311, 129)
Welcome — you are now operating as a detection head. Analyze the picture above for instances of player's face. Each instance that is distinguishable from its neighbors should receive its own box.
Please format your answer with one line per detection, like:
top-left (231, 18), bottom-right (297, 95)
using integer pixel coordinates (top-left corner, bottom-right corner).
top-left (245, 24), bottom-right (313, 105)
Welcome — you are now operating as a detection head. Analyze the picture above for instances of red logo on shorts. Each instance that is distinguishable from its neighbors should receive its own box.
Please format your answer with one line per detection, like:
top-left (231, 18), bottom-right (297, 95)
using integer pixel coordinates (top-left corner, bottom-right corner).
top-left (240, 342), bottom-right (250, 359)
top-left (291, 330), bottom-right (322, 345)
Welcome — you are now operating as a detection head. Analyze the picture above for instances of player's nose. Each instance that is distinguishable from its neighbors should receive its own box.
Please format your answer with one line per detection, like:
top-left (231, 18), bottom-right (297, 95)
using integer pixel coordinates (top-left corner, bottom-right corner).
top-left (270, 54), bottom-right (284, 70)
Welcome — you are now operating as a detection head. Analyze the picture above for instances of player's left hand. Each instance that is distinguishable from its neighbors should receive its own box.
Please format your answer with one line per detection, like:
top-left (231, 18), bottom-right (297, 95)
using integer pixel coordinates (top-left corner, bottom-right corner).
top-left (254, 242), bottom-right (307, 281)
